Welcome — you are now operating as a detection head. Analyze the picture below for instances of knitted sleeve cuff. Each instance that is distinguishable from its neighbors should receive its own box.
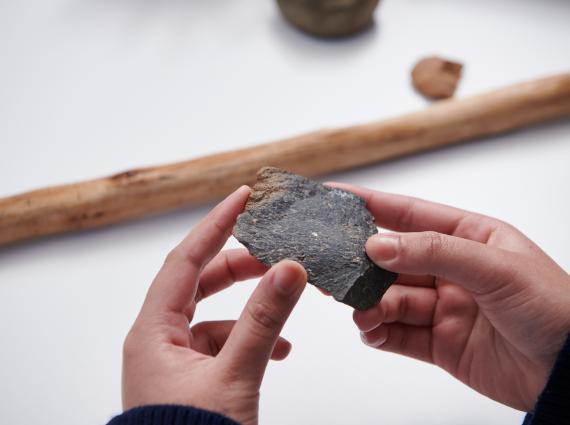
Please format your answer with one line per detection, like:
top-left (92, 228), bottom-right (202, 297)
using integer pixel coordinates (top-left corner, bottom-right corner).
top-left (524, 333), bottom-right (570, 425)
top-left (106, 405), bottom-right (240, 425)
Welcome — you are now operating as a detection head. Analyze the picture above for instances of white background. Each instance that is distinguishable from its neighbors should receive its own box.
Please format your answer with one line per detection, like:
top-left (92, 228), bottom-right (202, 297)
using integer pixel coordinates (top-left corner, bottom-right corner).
top-left (1, 1), bottom-right (569, 424)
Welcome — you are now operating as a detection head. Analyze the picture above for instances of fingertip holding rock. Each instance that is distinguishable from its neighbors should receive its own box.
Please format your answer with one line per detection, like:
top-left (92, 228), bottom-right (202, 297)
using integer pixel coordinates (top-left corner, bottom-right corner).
top-left (236, 184), bottom-right (252, 198)
top-left (229, 185), bottom-right (252, 207)
top-left (366, 234), bottom-right (400, 264)
top-left (272, 260), bottom-right (307, 296)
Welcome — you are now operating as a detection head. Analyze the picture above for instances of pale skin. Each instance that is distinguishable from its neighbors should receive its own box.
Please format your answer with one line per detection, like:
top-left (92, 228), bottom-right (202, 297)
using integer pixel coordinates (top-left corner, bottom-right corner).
top-left (332, 183), bottom-right (570, 412)
top-left (122, 185), bottom-right (570, 423)
top-left (122, 186), bottom-right (307, 425)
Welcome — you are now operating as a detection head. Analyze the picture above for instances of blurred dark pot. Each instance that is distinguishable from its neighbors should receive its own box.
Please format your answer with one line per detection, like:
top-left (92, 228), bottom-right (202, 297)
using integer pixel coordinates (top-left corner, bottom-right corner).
top-left (276, 0), bottom-right (380, 38)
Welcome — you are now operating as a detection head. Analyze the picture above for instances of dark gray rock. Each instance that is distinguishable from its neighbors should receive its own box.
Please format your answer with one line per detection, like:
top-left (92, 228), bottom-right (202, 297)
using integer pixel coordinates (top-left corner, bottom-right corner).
top-left (233, 167), bottom-right (397, 311)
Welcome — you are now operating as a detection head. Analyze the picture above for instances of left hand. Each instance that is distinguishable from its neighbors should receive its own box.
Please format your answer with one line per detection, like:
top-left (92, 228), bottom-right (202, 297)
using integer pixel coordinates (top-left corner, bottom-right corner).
top-left (122, 186), bottom-right (307, 425)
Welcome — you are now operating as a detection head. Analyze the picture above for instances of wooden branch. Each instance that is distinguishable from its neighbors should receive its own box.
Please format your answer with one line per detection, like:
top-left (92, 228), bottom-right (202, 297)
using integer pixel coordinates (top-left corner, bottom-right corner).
top-left (1, 73), bottom-right (570, 246)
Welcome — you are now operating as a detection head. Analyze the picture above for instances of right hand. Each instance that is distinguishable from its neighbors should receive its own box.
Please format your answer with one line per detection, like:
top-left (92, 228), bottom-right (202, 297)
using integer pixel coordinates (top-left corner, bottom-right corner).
top-left (334, 183), bottom-right (570, 411)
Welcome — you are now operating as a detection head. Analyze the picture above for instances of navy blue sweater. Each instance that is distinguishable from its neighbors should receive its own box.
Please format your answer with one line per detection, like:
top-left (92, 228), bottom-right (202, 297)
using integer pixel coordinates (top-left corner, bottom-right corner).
top-left (108, 334), bottom-right (570, 425)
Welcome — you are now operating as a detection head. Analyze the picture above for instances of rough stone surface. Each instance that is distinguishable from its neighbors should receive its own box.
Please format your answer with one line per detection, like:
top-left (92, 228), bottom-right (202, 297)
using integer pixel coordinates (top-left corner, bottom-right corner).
top-left (411, 56), bottom-right (464, 99)
top-left (233, 167), bottom-right (397, 311)
top-left (276, 0), bottom-right (380, 38)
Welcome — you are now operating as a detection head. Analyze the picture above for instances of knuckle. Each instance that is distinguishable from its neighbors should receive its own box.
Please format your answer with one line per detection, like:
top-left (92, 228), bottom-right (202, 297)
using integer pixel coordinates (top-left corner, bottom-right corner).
top-left (499, 220), bottom-right (520, 235)
top-left (122, 330), bottom-right (139, 359)
top-left (194, 285), bottom-right (205, 303)
top-left (211, 217), bottom-right (230, 239)
top-left (163, 311), bottom-right (187, 328)
top-left (164, 247), bottom-right (182, 265)
top-left (396, 199), bottom-right (416, 230)
top-left (397, 293), bottom-right (410, 321)
top-left (164, 245), bottom-right (203, 272)
top-left (479, 216), bottom-right (520, 241)
top-left (397, 327), bottom-right (409, 352)
top-left (379, 297), bottom-right (395, 323)
top-left (246, 301), bottom-right (282, 340)
top-left (423, 231), bottom-right (445, 261)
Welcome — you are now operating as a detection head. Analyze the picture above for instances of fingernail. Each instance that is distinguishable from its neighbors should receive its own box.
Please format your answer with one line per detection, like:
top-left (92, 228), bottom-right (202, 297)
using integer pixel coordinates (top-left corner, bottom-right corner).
top-left (354, 310), bottom-right (383, 332)
top-left (237, 185), bottom-right (251, 195)
top-left (273, 262), bottom-right (304, 296)
top-left (367, 234), bottom-right (400, 263)
top-left (361, 332), bottom-right (387, 348)
top-left (374, 334), bottom-right (387, 347)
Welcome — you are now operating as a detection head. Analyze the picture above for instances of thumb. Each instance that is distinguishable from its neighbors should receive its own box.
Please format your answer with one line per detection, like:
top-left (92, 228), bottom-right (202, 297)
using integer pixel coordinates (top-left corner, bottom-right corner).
top-left (218, 260), bottom-right (306, 383)
top-left (366, 232), bottom-right (525, 298)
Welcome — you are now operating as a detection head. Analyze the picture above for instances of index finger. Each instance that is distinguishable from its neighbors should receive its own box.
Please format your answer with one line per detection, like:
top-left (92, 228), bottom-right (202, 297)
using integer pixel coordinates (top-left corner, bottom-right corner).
top-left (143, 185), bottom-right (251, 314)
top-left (218, 260), bottom-right (307, 383)
top-left (328, 182), bottom-right (470, 235)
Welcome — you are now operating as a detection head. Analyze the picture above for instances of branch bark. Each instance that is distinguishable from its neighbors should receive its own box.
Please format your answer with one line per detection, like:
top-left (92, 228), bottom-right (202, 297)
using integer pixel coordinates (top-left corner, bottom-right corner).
top-left (1, 73), bottom-right (569, 246)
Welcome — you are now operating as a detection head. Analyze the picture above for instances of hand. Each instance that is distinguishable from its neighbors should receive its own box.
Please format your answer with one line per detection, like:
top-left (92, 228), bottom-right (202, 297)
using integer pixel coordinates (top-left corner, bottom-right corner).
top-left (122, 186), bottom-right (307, 425)
top-left (334, 183), bottom-right (570, 411)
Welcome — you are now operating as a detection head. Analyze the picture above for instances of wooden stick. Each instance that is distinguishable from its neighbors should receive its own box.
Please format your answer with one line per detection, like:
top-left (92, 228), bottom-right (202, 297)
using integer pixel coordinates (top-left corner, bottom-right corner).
top-left (1, 73), bottom-right (570, 246)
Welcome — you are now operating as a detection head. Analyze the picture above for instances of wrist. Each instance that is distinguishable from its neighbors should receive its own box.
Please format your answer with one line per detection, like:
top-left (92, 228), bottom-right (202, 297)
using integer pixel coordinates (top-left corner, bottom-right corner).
top-left (526, 333), bottom-right (570, 423)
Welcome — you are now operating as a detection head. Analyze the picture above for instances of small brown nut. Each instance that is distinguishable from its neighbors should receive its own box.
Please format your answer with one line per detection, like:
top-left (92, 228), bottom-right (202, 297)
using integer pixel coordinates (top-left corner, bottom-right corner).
top-left (276, 0), bottom-right (380, 38)
top-left (411, 56), bottom-right (464, 100)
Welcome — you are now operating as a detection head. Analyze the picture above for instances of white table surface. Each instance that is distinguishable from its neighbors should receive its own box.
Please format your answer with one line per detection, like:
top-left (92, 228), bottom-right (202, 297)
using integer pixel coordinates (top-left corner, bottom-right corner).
top-left (1, 1), bottom-right (569, 424)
